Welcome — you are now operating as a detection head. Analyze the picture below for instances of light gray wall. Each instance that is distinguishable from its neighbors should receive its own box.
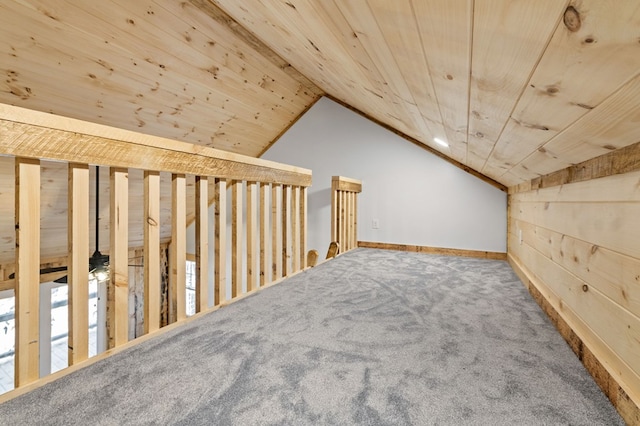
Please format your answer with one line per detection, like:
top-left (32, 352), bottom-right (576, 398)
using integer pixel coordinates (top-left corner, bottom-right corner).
top-left (262, 97), bottom-right (507, 254)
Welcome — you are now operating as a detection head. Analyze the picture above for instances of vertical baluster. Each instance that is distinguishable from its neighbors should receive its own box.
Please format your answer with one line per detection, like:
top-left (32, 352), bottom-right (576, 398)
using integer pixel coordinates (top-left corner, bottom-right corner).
top-left (281, 185), bottom-right (289, 277)
top-left (353, 191), bottom-right (358, 249)
top-left (340, 191), bottom-right (345, 250)
top-left (231, 180), bottom-right (243, 298)
top-left (14, 157), bottom-right (40, 386)
top-left (291, 186), bottom-right (300, 272)
top-left (170, 174), bottom-right (186, 322)
top-left (300, 186), bottom-right (307, 268)
top-left (259, 182), bottom-right (269, 287)
top-left (272, 184), bottom-right (281, 281)
top-left (144, 171), bottom-right (161, 333)
top-left (214, 179), bottom-right (227, 305)
top-left (68, 163), bottom-right (89, 364)
top-left (347, 192), bottom-right (356, 250)
top-left (246, 182), bottom-right (257, 292)
top-left (344, 191), bottom-right (350, 251)
top-left (195, 176), bottom-right (208, 313)
top-left (331, 179), bottom-right (338, 243)
top-left (109, 168), bottom-right (129, 348)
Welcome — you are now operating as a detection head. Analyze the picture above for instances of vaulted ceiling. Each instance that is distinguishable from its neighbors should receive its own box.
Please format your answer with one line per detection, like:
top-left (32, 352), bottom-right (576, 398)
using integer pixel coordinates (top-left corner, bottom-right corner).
top-left (2, 0), bottom-right (640, 188)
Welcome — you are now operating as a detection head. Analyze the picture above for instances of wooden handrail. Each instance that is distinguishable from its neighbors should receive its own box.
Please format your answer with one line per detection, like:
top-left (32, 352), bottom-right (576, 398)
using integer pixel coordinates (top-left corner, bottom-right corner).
top-left (331, 176), bottom-right (362, 254)
top-left (0, 103), bottom-right (312, 394)
top-left (0, 104), bottom-right (311, 187)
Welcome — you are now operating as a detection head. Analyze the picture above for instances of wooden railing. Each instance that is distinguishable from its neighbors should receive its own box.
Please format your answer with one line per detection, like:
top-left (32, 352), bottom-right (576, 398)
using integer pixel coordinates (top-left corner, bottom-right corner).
top-left (0, 104), bottom-right (311, 392)
top-left (331, 176), bottom-right (362, 254)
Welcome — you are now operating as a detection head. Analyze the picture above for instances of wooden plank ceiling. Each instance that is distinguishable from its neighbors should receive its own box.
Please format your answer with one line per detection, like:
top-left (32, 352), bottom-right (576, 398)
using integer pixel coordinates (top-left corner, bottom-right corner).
top-left (1, 0), bottom-right (640, 265)
top-left (1, 0), bottom-right (639, 186)
top-left (210, 0), bottom-right (640, 187)
top-left (0, 0), bottom-right (322, 155)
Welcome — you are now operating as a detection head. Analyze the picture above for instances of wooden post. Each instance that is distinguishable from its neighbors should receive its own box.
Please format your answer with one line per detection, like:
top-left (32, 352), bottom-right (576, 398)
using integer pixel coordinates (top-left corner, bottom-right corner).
top-left (68, 163), bottom-right (89, 365)
top-left (300, 186), bottom-right (307, 269)
top-left (291, 186), bottom-right (300, 272)
top-left (14, 157), bottom-right (40, 386)
top-left (231, 180), bottom-right (243, 298)
top-left (246, 182), bottom-right (257, 292)
top-left (109, 168), bottom-right (128, 349)
top-left (143, 171), bottom-right (160, 334)
top-left (195, 176), bottom-right (208, 313)
top-left (330, 177), bottom-right (362, 255)
top-left (271, 184), bottom-right (281, 281)
top-left (214, 178), bottom-right (227, 305)
top-left (259, 182), bottom-right (269, 287)
top-left (282, 185), bottom-right (289, 277)
top-left (170, 174), bottom-right (186, 322)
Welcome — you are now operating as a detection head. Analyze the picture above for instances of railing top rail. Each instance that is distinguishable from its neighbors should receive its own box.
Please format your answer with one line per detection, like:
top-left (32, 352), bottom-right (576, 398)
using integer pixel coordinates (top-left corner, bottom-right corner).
top-left (331, 176), bottom-right (362, 193)
top-left (0, 104), bottom-right (311, 187)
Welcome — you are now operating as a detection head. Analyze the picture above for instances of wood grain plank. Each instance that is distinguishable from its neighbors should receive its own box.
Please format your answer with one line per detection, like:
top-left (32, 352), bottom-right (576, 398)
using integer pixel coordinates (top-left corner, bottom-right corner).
top-left (195, 175), bottom-right (208, 312)
top-left (334, 0), bottom-right (438, 144)
top-left (272, 184), bottom-right (282, 281)
top-left (68, 163), bottom-right (89, 365)
top-left (509, 252), bottom-right (640, 410)
top-left (300, 186), bottom-right (307, 269)
top-left (14, 157), bottom-right (40, 387)
top-left (291, 186), bottom-right (300, 272)
top-left (143, 170), bottom-right (161, 333)
top-left (366, 0), bottom-right (455, 156)
top-left (514, 219), bottom-right (640, 316)
top-left (513, 240), bottom-right (640, 383)
top-left (186, 0), bottom-right (322, 98)
top-left (246, 181), bottom-right (257, 292)
top-left (0, 103), bottom-right (312, 186)
top-left (281, 185), bottom-right (289, 277)
top-left (214, 178), bottom-right (226, 305)
top-left (358, 241), bottom-right (507, 260)
top-left (513, 73), bottom-right (640, 179)
top-left (481, 0), bottom-right (640, 179)
top-left (513, 169), bottom-right (640, 203)
top-left (259, 182), bottom-right (269, 286)
top-left (231, 180), bottom-right (242, 298)
top-left (170, 174), bottom-right (186, 321)
top-left (510, 198), bottom-right (640, 260)
top-left (411, 0), bottom-right (473, 162)
top-left (108, 168), bottom-right (128, 348)
top-left (0, 0), bottom-right (318, 156)
top-left (467, 0), bottom-right (566, 170)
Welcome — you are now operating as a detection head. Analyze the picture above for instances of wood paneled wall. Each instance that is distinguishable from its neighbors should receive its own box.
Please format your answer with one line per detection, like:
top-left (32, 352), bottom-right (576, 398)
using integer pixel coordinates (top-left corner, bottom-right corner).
top-left (508, 152), bottom-right (640, 421)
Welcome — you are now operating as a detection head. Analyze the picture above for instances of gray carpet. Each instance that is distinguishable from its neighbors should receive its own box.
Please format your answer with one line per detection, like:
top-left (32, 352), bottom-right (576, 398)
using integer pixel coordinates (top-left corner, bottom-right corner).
top-left (0, 249), bottom-right (623, 425)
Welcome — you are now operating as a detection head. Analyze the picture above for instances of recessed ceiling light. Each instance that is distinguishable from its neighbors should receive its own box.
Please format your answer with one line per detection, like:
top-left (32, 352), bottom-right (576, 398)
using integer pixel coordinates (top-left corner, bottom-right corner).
top-left (434, 137), bottom-right (449, 148)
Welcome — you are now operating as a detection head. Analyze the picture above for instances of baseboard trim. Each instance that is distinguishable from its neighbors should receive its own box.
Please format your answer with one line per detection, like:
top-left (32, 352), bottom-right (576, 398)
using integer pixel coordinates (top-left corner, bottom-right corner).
top-left (357, 241), bottom-right (507, 260)
top-left (508, 253), bottom-right (640, 425)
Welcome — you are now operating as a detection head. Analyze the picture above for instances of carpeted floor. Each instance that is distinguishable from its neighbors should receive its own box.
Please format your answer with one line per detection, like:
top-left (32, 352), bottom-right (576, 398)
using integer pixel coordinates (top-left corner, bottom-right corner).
top-left (0, 248), bottom-right (623, 425)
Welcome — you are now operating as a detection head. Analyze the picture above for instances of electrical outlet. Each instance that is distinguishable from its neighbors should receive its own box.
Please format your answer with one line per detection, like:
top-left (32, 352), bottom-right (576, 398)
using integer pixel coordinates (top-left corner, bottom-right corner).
top-left (372, 219), bottom-right (379, 229)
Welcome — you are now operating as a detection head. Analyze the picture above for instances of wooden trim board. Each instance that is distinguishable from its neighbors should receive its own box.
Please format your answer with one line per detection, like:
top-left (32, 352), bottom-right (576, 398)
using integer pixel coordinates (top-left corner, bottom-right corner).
top-left (358, 241), bottom-right (507, 260)
top-left (510, 139), bottom-right (640, 194)
top-left (331, 176), bottom-right (362, 193)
